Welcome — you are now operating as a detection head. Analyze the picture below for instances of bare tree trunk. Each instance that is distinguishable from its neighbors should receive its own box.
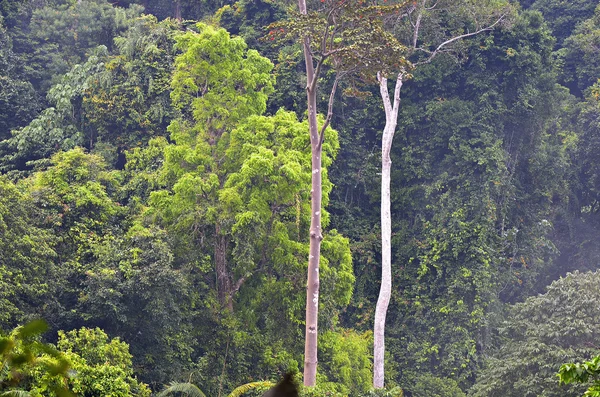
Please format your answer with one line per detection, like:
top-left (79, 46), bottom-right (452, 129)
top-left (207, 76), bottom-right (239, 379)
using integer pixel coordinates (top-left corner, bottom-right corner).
top-left (304, 89), bottom-right (323, 386)
top-left (297, 0), bottom-right (322, 387)
top-left (374, 72), bottom-right (403, 389)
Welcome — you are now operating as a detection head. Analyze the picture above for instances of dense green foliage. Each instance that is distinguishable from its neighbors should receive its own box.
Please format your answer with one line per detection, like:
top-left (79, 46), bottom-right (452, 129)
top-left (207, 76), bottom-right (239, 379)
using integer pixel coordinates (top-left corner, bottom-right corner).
top-left (0, 320), bottom-right (147, 397)
top-left (470, 271), bottom-right (600, 397)
top-left (2, 0), bottom-right (600, 396)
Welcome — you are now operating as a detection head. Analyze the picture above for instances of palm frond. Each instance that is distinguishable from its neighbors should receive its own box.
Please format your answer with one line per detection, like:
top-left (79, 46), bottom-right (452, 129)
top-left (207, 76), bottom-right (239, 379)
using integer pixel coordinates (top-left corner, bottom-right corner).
top-left (156, 382), bottom-right (207, 397)
top-left (227, 381), bottom-right (275, 397)
top-left (0, 390), bottom-right (33, 397)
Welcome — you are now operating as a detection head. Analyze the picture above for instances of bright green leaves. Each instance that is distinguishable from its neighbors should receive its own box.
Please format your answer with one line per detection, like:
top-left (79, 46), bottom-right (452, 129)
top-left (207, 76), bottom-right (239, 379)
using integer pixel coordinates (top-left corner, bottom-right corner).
top-left (0, 320), bottom-right (73, 397)
top-left (318, 329), bottom-right (373, 394)
top-left (0, 178), bottom-right (55, 329)
top-left (320, 231), bottom-right (354, 319)
top-left (0, 325), bottom-right (151, 397)
top-left (152, 106), bottom-right (347, 315)
top-left (54, 328), bottom-right (150, 397)
top-left (141, 22), bottom-right (353, 389)
top-left (559, 356), bottom-right (600, 393)
top-left (171, 23), bottom-right (274, 135)
top-left (22, 149), bottom-right (124, 333)
top-left (30, 148), bottom-right (121, 229)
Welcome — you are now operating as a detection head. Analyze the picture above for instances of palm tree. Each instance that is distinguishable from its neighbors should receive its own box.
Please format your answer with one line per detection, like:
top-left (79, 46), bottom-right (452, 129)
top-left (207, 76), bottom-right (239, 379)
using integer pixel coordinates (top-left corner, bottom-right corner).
top-left (0, 391), bottom-right (33, 397)
top-left (156, 380), bottom-right (275, 397)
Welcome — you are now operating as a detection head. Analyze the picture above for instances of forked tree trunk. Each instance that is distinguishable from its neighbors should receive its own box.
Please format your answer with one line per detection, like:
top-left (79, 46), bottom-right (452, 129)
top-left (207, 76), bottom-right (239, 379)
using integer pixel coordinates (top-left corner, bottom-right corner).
top-left (374, 72), bottom-right (403, 389)
top-left (298, 0), bottom-right (323, 387)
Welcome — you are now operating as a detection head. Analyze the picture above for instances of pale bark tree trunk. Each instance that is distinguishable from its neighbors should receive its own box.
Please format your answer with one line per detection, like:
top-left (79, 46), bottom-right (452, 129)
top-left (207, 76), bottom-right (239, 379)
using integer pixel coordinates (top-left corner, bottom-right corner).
top-left (297, 0), bottom-right (324, 387)
top-left (371, 2), bottom-right (507, 388)
top-left (373, 72), bottom-right (403, 389)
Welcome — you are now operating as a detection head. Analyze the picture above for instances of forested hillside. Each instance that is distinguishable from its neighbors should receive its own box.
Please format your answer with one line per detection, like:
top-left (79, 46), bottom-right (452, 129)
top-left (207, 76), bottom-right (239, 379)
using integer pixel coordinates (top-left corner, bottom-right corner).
top-left (2, 0), bottom-right (600, 396)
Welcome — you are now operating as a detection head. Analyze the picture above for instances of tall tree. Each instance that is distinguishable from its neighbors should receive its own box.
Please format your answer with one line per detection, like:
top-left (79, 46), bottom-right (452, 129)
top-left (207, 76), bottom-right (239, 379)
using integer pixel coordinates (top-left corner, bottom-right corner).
top-left (296, 0), bottom-right (324, 384)
top-left (165, 22), bottom-right (275, 311)
top-left (145, 23), bottom-right (355, 390)
top-left (373, 0), bottom-right (512, 388)
top-left (273, 0), bottom-right (408, 385)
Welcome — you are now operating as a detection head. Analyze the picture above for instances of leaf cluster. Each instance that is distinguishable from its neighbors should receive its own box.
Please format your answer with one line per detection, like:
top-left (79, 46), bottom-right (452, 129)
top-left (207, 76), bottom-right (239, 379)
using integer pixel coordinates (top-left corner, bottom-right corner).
top-left (268, 0), bottom-right (411, 83)
top-left (0, 320), bottom-right (72, 397)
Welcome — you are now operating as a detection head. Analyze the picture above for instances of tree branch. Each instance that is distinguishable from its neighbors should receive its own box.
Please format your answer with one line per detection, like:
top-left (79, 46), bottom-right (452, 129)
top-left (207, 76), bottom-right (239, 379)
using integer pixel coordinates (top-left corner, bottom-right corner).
top-left (231, 274), bottom-right (250, 296)
top-left (412, 0), bottom-right (426, 49)
top-left (392, 71), bottom-right (403, 116)
top-left (414, 13), bottom-right (506, 66)
top-left (318, 75), bottom-right (339, 149)
top-left (310, 57), bottom-right (324, 92)
top-left (378, 72), bottom-right (392, 117)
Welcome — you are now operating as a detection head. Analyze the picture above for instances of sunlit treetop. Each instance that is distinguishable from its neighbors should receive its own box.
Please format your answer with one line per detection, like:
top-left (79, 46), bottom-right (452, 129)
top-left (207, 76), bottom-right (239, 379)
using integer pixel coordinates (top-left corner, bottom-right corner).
top-left (170, 23), bottom-right (275, 137)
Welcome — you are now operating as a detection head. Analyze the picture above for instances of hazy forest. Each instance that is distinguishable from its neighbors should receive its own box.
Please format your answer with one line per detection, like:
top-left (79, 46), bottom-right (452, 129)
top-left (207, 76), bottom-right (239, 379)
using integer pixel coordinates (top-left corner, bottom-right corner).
top-left (4, 0), bottom-right (600, 395)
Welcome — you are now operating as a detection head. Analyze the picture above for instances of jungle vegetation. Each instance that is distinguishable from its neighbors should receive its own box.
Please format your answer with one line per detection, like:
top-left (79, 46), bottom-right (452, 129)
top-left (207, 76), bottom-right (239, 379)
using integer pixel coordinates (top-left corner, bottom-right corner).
top-left (2, 0), bottom-right (600, 396)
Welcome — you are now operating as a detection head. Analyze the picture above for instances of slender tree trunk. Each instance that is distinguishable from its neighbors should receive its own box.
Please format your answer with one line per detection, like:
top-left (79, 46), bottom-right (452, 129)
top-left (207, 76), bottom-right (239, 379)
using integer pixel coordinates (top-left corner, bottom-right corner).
top-left (298, 0), bottom-right (322, 387)
top-left (174, 0), bottom-right (182, 21)
top-left (304, 86), bottom-right (322, 386)
top-left (215, 224), bottom-right (233, 312)
top-left (374, 72), bottom-right (403, 389)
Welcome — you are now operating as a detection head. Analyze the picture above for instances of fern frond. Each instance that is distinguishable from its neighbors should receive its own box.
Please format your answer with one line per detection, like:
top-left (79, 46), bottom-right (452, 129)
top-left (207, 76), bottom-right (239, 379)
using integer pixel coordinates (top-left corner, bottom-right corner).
top-left (227, 381), bottom-right (275, 397)
top-left (155, 382), bottom-right (207, 397)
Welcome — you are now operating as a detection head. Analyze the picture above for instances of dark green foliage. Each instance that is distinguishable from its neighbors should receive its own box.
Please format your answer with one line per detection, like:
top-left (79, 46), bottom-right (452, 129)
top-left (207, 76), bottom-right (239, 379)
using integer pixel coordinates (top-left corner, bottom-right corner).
top-left (0, 51), bottom-right (108, 175)
top-left (529, 0), bottom-right (597, 44)
top-left (412, 375), bottom-right (465, 397)
top-left (470, 271), bottom-right (600, 397)
top-left (79, 226), bottom-right (197, 387)
top-left (2, 1), bottom-right (600, 395)
top-left (120, 0), bottom-right (229, 22)
top-left (0, 19), bottom-right (40, 141)
top-left (327, 9), bottom-right (576, 392)
top-left (82, 15), bottom-right (181, 166)
top-left (218, 0), bottom-right (287, 59)
top-left (559, 7), bottom-right (600, 96)
top-left (351, 10), bottom-right (568, 389)
top-left (19, 0), bottom-right (142, 92)
top-left (0, 15), bottom-right (180, 174)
